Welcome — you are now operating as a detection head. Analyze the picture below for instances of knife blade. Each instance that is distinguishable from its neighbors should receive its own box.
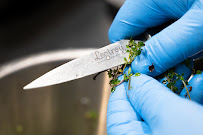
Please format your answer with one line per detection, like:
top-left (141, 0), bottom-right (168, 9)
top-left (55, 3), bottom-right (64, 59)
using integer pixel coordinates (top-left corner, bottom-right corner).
top-left (24, 39), bottom-right (137, 89)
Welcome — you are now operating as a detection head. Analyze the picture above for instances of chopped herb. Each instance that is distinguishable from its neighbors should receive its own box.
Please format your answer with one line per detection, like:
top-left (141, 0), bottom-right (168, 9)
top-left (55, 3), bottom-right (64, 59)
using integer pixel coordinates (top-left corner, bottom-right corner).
top-left (159, 68), bottom-right (192, 100)
top-left (196, 70), bottom-right (201, 74)
top-left (106, 38), bottom-right (196, 98)
top-left (107, 38), bottom-right (144, 92)
top-left (134, 73), bottom-right (141, 76)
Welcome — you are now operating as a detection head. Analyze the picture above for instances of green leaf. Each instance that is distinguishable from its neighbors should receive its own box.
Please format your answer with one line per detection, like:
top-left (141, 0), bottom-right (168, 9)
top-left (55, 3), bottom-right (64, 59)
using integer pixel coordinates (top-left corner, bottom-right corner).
top-left (176, 74), bottom-right (181, 78)
top-left (128, 67), bottom-right (131, 74)
top-left (131, 47), bottom-right (136, 52)
top-left (124, 58), bottom-right (127, 62)
top-left (109, 79), bottom-right (115, 84)
top-left (115, 79), bottom-right (120, 85)
top-left (180, 76), bottom-right (184, 81)
top-left (111, 87), bottom-right (115, 92)
top-left (134, 73), bottom-right (141, 77)
top-left (129, 73), bottom-right (133, 77)
top-left (138, 41), bottom-right (145, 47)
top-left (196, 70), bottom-right (202, 74)
top-left (124, 74), bottom-right (130, 81)
top-left (109, 69), bottom-right (112, 73)
top-left (129, 38), bottom-right (134, 45)
top-left (124, 74), bottom-right (127, 81)
top-left (167, 83), bottom-right (171, 88)
top-left (173, 86), bottom-right (178, 92)
top-left (137, 50), bottom-right (141, 55)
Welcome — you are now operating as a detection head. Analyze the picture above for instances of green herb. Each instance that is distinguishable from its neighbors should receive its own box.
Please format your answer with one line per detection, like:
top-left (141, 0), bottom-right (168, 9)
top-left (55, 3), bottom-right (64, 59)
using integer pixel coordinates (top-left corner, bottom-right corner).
top-left (106, 38), bottom-right (198, 98)
top-left (108, 38), bottom-right (144, 92)
top-left (85, 111), bottom-right (98, 120)
top-left (160, 68), bottom-right (191, 99)
top-left (134, 73), bottom-right (141, 77)
top-left (196, 70), bottom-right (202, 74)
top-left (107, 67), bottom-right (122, 92)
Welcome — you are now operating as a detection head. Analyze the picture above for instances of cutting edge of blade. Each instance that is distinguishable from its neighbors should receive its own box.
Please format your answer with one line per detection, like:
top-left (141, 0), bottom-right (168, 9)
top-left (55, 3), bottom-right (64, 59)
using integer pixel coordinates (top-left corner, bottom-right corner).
top-left (23, 39), bottom-right (132, 90)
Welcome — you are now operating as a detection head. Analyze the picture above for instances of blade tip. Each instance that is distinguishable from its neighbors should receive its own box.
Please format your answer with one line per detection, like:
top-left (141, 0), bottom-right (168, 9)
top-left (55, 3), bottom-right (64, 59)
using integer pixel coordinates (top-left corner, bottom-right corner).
top-left (23, 83), bottom-right (38, 90)
top-left (23, 85), bottom-right (32, 90)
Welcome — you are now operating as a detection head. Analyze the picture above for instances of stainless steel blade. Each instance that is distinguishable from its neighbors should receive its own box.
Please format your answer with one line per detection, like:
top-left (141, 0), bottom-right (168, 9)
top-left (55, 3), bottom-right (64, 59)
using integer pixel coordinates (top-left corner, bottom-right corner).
top-left (24, 40), bottom-right (133, 89)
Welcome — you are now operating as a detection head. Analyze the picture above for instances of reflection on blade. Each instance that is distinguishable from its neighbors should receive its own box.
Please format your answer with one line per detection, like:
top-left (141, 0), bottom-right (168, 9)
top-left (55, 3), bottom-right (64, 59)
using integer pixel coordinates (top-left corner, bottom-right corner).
top-left (24, 40), bottom-right (130, 89)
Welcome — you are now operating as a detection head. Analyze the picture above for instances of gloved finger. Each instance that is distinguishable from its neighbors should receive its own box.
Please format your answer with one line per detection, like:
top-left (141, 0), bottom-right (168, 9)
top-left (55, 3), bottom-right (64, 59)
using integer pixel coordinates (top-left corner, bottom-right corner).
top-left (107, 76), bottom-right (151, 134)
top-left (108, 0), bottom-right (169, 43)
top-left (180, 71), bottom-right (203, 104)
top-left (157, 59), bottom-right (193, 93)
top-left (131, 3), bottom-right (203, 77)
top-left (127, 74), bottom-right (203, 135)
top-left (108, 0), bottom-right (198, 43)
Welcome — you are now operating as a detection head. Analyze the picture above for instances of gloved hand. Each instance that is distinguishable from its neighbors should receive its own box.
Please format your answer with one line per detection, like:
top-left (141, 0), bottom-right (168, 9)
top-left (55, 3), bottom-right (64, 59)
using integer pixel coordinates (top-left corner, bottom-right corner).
top-left (107, 0), bottom-right (203, 134)
top-left (107, 67), bottom-right (203, 135)
top-left (108, 0), bottom-right (203, 76)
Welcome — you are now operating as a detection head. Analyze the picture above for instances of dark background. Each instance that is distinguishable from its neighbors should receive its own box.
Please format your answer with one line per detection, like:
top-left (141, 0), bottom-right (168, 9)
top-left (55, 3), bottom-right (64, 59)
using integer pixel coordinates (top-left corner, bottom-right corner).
top-left (0, 0), bottom-right (114, 65)
top-left (0, 1), bottom-right (115, 135)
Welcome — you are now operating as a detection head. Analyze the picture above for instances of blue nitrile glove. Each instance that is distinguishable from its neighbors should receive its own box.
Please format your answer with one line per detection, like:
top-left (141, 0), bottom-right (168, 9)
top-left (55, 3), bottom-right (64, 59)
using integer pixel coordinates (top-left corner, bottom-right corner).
top-left (107, 0), bottom-right (203, 134)
top-left (108, 0), bottom-right (203, 77)
top-left (107, 70), bottom-right (203, 135)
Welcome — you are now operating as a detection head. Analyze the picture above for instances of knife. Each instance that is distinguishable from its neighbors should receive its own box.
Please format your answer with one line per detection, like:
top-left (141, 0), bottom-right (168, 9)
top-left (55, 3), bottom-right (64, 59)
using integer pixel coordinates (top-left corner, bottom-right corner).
top-left (24, 39), bottom-right (141, 90)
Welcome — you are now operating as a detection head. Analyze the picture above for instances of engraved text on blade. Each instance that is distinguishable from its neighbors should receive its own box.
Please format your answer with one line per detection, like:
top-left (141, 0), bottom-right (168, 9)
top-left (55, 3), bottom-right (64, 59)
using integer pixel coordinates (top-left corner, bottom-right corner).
top-left (94, 45), bottom-right (126, 61)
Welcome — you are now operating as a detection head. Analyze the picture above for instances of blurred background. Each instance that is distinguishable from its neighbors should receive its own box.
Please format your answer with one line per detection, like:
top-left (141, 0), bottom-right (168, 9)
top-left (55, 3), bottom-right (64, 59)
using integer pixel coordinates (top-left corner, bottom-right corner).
top-left (0, 0), bottom-right (202, 135)
top-left (0, 0), bottom-right (125, 135)
top-left (0, 0), bottom-right (120, 63)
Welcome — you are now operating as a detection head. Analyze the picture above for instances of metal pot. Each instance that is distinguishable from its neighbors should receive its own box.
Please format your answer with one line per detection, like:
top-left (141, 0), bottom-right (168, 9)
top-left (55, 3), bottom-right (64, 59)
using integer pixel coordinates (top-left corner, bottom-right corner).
top-left (0, 49), bottom-right (111, 135)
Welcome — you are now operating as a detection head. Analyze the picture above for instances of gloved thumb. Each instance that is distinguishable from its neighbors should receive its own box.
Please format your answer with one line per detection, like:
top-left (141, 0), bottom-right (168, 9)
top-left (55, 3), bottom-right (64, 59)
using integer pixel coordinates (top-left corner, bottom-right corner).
top-left (131, 2), bottom-right (203, 76)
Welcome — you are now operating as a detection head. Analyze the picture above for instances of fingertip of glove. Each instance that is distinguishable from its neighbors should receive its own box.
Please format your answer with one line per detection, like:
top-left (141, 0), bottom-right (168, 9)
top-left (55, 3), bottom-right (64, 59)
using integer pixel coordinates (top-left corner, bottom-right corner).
top-left (130, 47), bottom-right (163, 77)
top-left (180, 72), bottom-right (203, 104)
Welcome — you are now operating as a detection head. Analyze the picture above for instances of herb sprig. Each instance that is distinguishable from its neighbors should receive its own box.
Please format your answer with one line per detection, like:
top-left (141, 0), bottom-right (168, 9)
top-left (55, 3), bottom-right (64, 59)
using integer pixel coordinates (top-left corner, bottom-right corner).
top-left (159, 61), bottom-right (202, 100)
top-left (161, 68), bottom-right (191, 98)
top-left (108, 38), bottom-right (144, 92)
top-left (104, 38), bottom-right (200, 100)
